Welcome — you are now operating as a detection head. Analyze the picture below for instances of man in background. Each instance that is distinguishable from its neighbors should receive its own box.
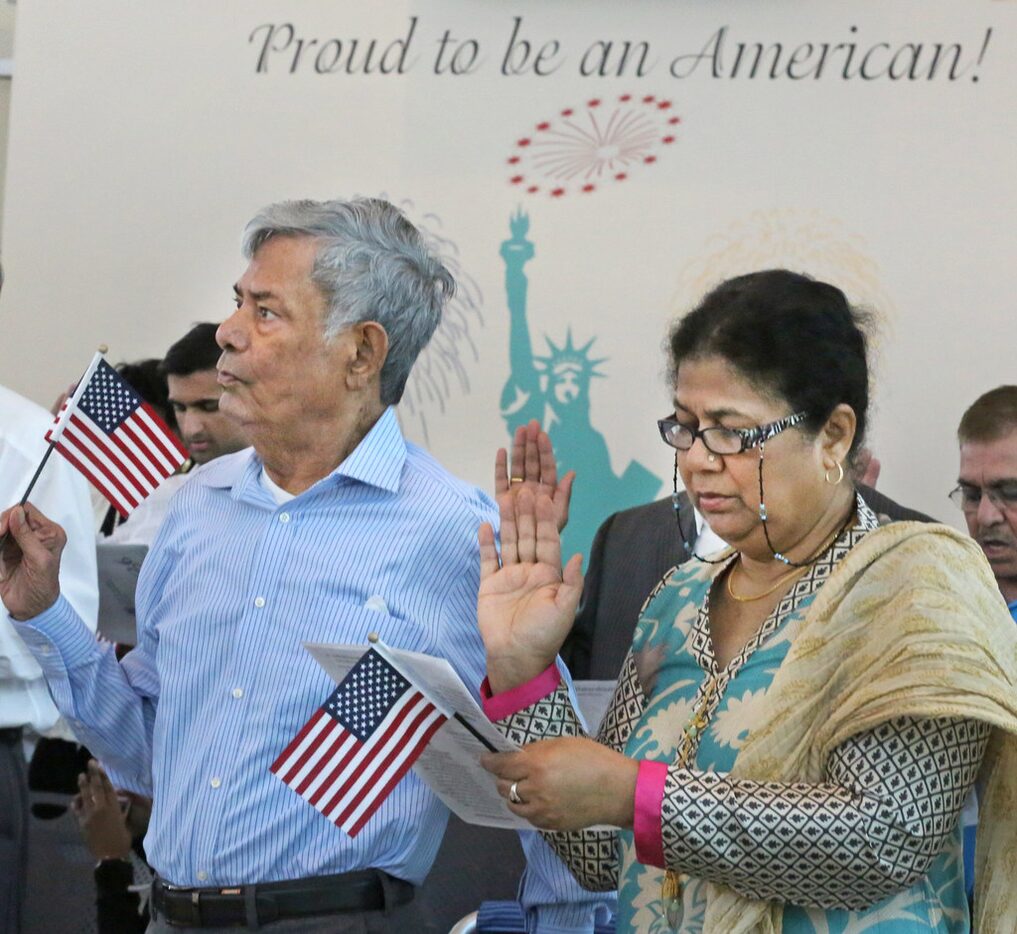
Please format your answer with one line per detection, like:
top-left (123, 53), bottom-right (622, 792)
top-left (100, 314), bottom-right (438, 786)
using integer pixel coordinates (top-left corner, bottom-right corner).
top-left (955, 385), bottom-right (1017, 622)
top-left (0, 260), bottom-right (99, 932)
top-left (164, 322), bottom-right (250, 467)
top-left (953, 385), bottom-right (1017, 907)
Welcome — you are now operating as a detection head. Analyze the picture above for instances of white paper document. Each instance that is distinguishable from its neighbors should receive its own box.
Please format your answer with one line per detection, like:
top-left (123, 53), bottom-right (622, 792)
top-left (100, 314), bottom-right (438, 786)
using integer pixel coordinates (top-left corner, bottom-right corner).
top-left (304, 641), bottom-right (531, 829)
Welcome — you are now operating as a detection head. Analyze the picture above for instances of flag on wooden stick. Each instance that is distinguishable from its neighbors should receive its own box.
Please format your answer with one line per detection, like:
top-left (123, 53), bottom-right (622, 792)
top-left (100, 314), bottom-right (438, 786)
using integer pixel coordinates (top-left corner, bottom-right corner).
top-left (271, 648), bottom-right (448, 837)
top-left (47, 355), bottom-right (187, 517)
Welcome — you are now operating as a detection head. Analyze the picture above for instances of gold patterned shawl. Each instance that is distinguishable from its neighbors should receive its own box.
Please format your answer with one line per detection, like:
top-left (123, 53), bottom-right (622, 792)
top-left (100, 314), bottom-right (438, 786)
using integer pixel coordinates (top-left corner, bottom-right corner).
top-left (692, 522), bottom-right (1017, 933)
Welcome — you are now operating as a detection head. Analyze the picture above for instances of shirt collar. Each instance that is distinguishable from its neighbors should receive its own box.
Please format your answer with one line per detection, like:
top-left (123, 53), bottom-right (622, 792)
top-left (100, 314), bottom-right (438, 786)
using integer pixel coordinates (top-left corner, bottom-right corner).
top-left (191, 407), bottom-right (407, 497)
top-left (332, 406), bottom-right (406, 493)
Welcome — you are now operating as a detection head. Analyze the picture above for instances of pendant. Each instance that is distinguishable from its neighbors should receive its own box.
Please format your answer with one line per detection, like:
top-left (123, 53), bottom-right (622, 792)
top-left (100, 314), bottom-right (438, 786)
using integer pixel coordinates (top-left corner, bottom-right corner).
top-left (661, 870), bottom-right (686, 931)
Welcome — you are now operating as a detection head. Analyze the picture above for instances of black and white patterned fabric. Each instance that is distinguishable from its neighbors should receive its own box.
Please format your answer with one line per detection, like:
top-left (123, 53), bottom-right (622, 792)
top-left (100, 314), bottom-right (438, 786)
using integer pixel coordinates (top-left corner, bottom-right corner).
top-left (658, 716), bottom-right (990, 909)
top-left (495, 657), bottom-right (645, 890)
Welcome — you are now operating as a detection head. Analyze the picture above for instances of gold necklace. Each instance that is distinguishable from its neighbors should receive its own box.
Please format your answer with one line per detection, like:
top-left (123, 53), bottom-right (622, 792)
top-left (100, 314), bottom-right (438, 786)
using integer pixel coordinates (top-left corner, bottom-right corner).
top-left (725, 564), bottom-right (806, 602)
top-left (661, 675), bottom-right (718, 930)
top-left (726, 509), bottom-right (856, 603)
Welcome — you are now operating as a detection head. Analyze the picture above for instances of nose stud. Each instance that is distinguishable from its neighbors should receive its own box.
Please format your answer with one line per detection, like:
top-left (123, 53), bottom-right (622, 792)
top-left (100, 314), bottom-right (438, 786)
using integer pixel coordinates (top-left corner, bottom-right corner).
top-left (708, 454), bottom-right (717, 463)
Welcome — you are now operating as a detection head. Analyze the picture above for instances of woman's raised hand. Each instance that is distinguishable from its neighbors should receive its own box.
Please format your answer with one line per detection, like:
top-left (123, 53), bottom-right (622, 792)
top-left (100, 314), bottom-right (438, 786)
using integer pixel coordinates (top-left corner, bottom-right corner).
top-left (478, 488), bottom-right (583, 694)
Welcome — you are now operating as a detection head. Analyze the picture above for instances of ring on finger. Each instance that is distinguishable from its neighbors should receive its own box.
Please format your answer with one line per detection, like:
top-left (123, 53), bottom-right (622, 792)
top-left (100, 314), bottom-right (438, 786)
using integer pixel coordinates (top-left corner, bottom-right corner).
top-left (510, 477), bottom-right (524, 484)
top-left (509, 781), bottom-right (524, 805)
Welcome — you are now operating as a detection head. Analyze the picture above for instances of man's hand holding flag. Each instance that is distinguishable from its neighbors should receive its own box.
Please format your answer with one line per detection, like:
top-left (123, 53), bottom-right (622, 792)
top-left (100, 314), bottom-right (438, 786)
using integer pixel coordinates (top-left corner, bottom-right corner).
top-left (1, 349), bottom-right (187, 561)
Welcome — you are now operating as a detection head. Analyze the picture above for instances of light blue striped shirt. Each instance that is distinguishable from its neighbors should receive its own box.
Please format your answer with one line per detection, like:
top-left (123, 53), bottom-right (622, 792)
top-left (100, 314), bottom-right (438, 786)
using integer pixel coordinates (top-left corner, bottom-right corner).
top-left (11, 407), bottom-right (610, 932)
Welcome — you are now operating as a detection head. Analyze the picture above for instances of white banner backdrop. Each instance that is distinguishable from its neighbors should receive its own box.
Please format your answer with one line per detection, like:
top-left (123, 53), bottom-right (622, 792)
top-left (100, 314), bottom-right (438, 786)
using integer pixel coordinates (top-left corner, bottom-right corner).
top-left (2, 0), bottom-right (1015, 553)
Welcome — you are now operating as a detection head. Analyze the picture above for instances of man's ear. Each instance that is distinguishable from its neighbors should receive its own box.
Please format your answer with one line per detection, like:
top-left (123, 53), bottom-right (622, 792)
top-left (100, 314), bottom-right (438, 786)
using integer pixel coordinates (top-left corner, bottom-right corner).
top-left (346, 322), bottom-right (389, 390)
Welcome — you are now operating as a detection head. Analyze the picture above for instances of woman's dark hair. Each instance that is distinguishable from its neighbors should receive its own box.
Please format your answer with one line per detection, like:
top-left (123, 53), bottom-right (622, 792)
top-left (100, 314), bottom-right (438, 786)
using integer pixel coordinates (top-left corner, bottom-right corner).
top-left (668, 269), bottom-right (871, 461)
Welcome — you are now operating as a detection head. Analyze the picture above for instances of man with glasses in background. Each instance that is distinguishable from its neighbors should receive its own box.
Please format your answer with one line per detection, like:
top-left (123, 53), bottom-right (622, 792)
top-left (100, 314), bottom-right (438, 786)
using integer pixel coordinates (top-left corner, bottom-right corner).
top-left (949, 384), bottom-right (1017, 911)
top-left (953, 385), bottom-right (1017, 621)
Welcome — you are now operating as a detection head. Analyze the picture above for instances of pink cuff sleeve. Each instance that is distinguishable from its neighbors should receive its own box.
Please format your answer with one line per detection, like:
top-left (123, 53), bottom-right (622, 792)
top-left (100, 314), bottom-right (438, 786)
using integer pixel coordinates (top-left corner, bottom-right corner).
top-left (634, 760), bottom-right (668, 868)
top-left (480, 662), bottom-right (562, 722)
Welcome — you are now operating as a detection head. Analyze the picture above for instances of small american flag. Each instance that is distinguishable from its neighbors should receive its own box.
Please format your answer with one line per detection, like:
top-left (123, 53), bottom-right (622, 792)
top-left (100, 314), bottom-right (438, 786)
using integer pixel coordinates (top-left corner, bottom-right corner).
top-left (271, 648), bottom-right (447, 837)
top-left (47, 357), bottom-right (188, 517)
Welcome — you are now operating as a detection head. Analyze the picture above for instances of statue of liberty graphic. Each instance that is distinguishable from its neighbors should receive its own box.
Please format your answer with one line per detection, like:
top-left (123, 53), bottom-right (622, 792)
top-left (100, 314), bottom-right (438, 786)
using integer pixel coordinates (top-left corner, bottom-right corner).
top-left (499, 210), bottom-right (661, 564)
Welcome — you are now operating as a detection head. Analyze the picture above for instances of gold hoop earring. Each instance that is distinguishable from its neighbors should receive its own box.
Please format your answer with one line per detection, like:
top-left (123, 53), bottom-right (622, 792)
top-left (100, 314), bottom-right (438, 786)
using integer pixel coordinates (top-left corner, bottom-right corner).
top-left (825, 462), bottom-right (845, 485)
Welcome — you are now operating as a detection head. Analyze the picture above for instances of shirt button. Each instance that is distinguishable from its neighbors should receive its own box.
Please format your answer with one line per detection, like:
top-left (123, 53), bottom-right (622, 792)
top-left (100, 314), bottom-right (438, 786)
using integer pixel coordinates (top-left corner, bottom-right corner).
top-left (232, 688), bottom-right (244, 700)
top-left (279, 512), bottom-right (290, 523)
top-left (40, 645), bottom-right (52, 656)
top-left (196, 871), bottom-right (208, 882)
top-left (210, 777), bottom-right (222, 789)
top-left (254, 597), bottom-right (266, 608)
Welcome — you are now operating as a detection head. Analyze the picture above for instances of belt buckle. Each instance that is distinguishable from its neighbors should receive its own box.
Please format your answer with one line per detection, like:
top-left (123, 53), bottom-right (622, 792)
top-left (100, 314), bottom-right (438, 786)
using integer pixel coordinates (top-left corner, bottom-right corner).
top-left (188, 890), bottom-right (203, 927)
top-left (189, 886), bottom-right (244, 926)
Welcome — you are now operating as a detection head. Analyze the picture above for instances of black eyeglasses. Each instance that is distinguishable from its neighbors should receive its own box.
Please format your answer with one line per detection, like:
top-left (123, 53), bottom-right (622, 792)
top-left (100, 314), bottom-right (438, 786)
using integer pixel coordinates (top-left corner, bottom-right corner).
top-left (948, 482), bottom-right (1017, 513)
top-left (657, 411), bottom-right (807, 456)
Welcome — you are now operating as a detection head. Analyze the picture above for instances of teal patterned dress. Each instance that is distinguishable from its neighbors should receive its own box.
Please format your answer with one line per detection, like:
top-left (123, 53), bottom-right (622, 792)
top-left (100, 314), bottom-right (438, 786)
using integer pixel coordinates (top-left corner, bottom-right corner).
top-left (616, 499), bottom-right (972, 931)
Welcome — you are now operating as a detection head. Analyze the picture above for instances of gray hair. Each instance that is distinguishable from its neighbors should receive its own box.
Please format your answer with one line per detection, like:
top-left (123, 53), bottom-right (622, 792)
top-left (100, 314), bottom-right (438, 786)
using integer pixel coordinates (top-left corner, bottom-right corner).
top-left (242, 198), bottom-right (456, 405)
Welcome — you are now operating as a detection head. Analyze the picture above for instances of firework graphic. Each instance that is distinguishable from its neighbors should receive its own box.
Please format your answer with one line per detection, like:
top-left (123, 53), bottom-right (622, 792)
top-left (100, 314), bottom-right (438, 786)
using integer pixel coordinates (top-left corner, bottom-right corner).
top-left (673, 209), bottom-right (896, 328)
top-left (505, 94), bottom-right (682, 198)
top-left (378, 195), bottom-right (485, 448)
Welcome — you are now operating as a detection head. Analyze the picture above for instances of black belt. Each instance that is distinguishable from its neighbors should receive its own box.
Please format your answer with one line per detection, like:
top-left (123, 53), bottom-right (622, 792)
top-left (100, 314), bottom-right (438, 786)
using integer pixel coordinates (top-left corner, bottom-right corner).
top-left (151, 869), bottom-right (413, 928)
top-left (0, 727), bottom-right (23, 745)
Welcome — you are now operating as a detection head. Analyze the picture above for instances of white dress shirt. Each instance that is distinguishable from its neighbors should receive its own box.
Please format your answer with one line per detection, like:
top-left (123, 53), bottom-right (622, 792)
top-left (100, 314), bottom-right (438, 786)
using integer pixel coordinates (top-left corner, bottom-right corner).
top-left (105, 473), bottom-right (190, 545)
top-left (692, 507), bottom-right (728, 557)
top-left (0, 384), bottom-right (99, 734)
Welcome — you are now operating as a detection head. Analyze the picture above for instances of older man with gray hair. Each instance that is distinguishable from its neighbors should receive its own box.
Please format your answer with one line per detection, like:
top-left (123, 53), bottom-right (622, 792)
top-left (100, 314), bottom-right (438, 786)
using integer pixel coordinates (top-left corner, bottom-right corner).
top-left (0, 199), bottom-right (607, 932)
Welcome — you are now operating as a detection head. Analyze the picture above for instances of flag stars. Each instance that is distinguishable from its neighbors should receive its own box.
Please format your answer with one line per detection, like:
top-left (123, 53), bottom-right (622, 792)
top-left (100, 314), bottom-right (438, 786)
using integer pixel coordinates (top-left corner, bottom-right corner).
top-left (80, 361), bottom-right (141, 432)
top-left (325, 651), bottom-right (410, 740)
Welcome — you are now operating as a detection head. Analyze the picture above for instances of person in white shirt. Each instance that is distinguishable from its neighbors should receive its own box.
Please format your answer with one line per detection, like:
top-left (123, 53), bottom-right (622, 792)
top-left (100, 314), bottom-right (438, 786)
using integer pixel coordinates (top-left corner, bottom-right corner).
top-left (0, 261), bottom-right (99, 933)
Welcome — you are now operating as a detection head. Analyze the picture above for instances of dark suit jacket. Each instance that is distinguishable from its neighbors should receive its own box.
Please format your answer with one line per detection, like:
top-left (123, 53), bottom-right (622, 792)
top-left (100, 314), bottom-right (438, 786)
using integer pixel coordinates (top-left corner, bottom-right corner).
top-left (560, 485), bottom-right (935, 680)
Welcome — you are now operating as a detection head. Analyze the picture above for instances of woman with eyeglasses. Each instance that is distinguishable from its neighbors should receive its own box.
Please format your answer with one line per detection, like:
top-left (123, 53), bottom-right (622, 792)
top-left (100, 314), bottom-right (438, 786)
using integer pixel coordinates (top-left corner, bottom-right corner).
top-left (477, 269), bottom-right (1017, 933)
